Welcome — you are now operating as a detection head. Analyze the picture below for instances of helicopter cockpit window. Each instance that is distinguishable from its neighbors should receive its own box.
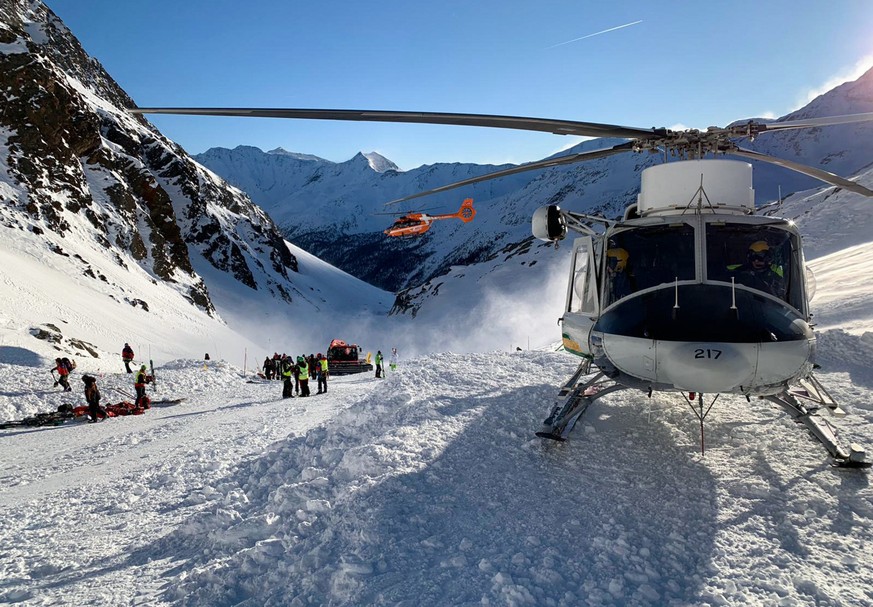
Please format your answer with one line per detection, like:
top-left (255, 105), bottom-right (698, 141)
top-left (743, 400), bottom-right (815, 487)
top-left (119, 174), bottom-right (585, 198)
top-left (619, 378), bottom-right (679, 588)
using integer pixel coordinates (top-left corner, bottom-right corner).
top-left (705, 223), bottom-right (802, 309)
top-left (605, 224), bottom-right (695, 306)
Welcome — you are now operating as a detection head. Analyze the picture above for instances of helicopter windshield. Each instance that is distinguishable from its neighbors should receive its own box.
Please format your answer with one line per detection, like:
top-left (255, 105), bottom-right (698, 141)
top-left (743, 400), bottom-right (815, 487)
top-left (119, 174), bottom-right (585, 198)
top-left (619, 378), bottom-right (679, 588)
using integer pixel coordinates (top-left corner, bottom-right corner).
top-left (706, 223), bottom-right (803, 309)
top-left (604, 224), bottom-right (695, 306)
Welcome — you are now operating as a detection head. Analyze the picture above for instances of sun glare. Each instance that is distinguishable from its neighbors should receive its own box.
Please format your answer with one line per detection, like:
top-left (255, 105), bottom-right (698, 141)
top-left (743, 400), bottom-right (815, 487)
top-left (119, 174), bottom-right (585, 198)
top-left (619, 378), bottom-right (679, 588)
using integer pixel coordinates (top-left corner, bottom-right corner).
top-left (799, 55), bottom-right (873, 107)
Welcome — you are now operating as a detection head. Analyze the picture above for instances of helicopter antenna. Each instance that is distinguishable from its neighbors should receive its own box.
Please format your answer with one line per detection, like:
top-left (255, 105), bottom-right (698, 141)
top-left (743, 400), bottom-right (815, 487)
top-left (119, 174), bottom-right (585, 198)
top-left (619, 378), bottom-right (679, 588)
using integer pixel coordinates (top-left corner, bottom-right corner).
top-left (769, 184), bottom-right (785, 216)
top-left (699, 174), bottom-right (716, 211)
top-left (678, 174), bottom-right (716, 215)
top-left (757, 184), bottom-right (788, 217)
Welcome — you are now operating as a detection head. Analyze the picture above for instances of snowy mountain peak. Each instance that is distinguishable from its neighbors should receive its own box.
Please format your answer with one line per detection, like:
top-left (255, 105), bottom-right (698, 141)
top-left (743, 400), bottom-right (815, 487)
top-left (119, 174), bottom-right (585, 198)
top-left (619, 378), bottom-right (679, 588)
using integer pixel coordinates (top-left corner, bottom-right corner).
top-left (267, 147), bottom-right (328, 163)
top-left (363, 151), bottom-right (399, 173)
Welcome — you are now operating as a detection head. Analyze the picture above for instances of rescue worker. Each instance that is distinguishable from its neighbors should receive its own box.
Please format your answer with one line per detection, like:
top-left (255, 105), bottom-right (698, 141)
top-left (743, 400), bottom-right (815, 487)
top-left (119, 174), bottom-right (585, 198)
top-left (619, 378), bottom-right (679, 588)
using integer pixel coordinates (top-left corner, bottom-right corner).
top-left (375, 350), bottom-right (384, 378)
top-left (82, 375), bottom-right (107, 422)
top-left (52, 357), bottom-right (72, 392)
top-left (297, 356), bottom-right (311, 397)
top-left (316, 353), bottom-right (328, 394)
top-left (122, 343), bottom-right (135, 373)
top-left (606, 247), bottom-right (635, 303)
top-left (281, 357), bottom-right (294, 398)
top-left (263, 356), bottom-right (274, 380)
top-left (292, 356), bottom-right (301, 395)
top-left (308, 354), bottom-right (318, 384)
top-left (728, 240), bottom-right (786, 299)
top-left (134, 364), bottom-right (150, 409)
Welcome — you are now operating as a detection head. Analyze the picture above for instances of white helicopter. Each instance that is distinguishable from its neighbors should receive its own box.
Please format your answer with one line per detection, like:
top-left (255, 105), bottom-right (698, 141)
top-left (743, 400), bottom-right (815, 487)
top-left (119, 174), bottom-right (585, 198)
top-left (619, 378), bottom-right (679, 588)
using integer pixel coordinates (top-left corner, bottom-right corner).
top-left (131, 106), bottom-right (873, 466)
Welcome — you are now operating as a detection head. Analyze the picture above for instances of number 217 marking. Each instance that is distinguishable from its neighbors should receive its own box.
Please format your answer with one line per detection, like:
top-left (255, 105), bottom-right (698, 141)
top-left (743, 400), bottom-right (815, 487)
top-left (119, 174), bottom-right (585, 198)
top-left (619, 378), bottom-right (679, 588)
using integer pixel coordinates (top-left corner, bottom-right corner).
top-left (694, 348), bottom-right (722, 359)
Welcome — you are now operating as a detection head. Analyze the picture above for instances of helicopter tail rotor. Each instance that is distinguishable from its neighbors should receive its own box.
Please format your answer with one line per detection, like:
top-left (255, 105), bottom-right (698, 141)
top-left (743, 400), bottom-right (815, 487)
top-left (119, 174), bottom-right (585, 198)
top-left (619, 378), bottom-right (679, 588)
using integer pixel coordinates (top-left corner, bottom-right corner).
top-left (456, 198), bottom-right (476, 223)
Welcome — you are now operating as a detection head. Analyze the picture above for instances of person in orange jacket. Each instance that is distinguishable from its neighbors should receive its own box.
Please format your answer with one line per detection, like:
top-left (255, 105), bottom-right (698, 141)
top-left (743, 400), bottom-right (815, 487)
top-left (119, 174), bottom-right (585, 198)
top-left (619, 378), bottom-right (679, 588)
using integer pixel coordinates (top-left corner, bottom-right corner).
top-left (52, 357), bottom-right (72, 392)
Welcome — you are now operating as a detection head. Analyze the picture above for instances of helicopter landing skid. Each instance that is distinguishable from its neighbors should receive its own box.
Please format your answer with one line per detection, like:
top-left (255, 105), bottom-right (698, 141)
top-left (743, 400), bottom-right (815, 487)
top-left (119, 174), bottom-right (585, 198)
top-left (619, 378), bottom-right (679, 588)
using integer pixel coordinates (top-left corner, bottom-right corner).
top-left (764, 376), bottom-right (869, 468)
top-left (536, 362), bottom-right (628, 441)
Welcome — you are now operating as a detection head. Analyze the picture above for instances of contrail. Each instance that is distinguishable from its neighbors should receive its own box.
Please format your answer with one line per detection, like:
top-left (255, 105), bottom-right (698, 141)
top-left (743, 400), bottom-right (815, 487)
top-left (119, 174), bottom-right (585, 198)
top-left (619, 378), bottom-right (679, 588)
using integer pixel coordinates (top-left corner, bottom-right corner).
top-left (546, 20), bottom-right (643, 49)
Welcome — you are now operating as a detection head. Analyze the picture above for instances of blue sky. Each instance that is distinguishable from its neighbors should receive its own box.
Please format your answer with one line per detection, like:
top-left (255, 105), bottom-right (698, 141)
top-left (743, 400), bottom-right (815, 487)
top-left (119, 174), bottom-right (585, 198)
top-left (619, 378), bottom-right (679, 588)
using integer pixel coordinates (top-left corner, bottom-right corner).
top-left (47, 1), bottom-right (873, 170)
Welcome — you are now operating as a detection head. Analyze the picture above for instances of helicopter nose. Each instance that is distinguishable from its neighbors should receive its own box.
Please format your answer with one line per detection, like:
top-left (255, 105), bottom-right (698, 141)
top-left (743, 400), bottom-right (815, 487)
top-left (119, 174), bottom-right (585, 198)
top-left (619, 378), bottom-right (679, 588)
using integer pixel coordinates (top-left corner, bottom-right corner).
top-left (655, 342), bottom-right (756, 393)
top-left (595, 285), bottom-right (815, 393)
top-left (601, 336), bottom-right (814, 393)
top-left (601, 336), bottom-right (757, 393)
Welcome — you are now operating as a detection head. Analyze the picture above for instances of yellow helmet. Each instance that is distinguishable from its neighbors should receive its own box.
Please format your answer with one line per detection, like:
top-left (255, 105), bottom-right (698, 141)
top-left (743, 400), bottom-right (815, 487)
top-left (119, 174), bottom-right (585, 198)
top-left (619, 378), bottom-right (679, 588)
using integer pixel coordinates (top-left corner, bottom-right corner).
top-left (748, 241), bottom-right (770, 253)
top-left (607, 247), bottom-right (629, 271)
top-left (748, 241), bottom-right (772, 262)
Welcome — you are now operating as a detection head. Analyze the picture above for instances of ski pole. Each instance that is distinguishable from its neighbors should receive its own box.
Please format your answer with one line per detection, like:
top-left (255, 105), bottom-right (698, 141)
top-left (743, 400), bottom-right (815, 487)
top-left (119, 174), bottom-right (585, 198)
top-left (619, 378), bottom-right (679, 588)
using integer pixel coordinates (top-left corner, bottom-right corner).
top-left (107, 386), bottom-right (135, 399)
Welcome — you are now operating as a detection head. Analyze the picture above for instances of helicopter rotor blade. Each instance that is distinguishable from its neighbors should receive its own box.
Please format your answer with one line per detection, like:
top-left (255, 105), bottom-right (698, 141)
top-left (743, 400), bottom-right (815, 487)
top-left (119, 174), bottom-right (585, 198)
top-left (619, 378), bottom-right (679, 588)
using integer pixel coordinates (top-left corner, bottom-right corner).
top-left (130, 106), bottom-right (873, 198)
top-left (756, 112), bottom-right (873, 133)
top-left (372, 207), bottom-right (438, 216)
top-left (731, 147), bottom-right (873, 197)
top-left (384, 141), bottom-right (637, 205)
top-left (130, 107), bottom-right (662, 140)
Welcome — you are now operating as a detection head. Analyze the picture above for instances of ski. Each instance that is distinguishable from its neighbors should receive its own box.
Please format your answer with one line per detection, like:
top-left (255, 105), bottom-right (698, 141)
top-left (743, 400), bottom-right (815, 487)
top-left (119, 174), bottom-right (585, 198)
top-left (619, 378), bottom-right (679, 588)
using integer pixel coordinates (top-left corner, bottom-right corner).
top-left (151, 398), bottom-right (184, 405)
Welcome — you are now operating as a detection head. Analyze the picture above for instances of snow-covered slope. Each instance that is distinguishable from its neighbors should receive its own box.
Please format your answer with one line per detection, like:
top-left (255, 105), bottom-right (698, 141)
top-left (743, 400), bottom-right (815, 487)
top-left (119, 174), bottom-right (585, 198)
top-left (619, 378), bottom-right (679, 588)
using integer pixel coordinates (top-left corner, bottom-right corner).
top-left (0, 224), bottom-right (391, 372)
top-left (2, 343), bottom-right (872, 606)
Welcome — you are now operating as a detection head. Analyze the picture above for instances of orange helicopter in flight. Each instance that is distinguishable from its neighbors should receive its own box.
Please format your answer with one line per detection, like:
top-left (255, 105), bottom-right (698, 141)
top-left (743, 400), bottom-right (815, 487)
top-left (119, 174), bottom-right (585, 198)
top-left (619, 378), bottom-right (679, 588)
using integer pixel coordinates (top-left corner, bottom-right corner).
top-left (384, 198), bottom-right (476, 238)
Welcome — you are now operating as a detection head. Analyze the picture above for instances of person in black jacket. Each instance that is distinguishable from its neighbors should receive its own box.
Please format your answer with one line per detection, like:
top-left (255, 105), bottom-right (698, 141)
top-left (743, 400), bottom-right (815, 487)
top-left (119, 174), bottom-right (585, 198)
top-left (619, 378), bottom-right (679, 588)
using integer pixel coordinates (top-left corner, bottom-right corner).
top-left (263, 356), bottom-right (275, 380)
top-left (122, 343), bottom-right (135, 373)
top-left (82, 375), bottom-right (107, 422)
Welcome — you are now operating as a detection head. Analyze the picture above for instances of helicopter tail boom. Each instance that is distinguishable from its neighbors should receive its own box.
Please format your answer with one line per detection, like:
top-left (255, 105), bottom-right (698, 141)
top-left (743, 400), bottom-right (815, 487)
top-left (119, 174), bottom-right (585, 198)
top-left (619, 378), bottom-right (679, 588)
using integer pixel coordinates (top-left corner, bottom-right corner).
top-left (430, 198), bottom-right (476, 222)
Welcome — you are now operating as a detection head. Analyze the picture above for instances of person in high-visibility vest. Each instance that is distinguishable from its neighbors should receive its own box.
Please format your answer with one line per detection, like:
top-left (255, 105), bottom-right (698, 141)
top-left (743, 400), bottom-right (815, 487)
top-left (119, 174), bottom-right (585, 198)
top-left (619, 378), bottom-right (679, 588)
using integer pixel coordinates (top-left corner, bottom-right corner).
top-left (727, 240), bottom-right (786, 299)
top-left (375, 351), bottom-right (384, 378)
top-left (134, 364), bottom-right (150, 409)
top-left (297, 356), bottom-right (310, 397)
top-left (316, 353), bottom-right (329, 394)
top-left (281, 357), bottom-right (294, 398)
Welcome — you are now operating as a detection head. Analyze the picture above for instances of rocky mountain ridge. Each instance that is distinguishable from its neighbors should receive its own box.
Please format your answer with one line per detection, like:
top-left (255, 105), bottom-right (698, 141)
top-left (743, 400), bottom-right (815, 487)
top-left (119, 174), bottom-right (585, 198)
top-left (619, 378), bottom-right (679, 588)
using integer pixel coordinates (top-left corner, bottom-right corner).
top-left (0, 0), bottom-right (303, 320)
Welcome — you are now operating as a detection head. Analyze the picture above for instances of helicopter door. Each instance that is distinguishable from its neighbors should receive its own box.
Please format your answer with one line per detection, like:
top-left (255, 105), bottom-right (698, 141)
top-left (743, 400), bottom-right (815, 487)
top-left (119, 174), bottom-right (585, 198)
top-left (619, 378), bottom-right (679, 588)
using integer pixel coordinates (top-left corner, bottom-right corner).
top-left (566, 237), bottom-right (599, 316)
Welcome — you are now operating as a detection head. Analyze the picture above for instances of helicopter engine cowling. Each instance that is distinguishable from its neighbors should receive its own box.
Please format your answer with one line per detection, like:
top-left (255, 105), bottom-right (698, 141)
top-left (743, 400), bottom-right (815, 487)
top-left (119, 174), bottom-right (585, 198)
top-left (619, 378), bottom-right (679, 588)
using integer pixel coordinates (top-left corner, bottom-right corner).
top-left (637, 160), bottom-right (755, 216)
